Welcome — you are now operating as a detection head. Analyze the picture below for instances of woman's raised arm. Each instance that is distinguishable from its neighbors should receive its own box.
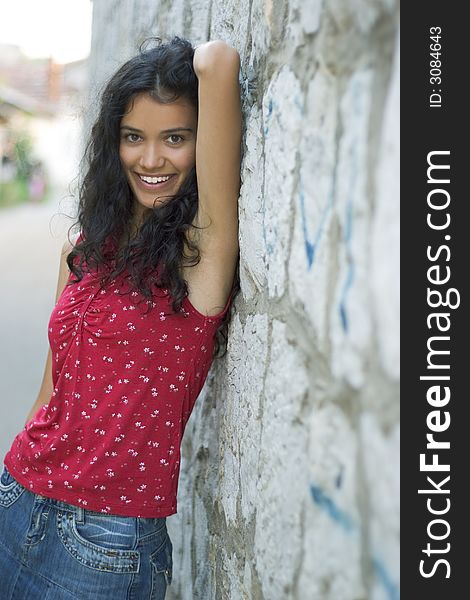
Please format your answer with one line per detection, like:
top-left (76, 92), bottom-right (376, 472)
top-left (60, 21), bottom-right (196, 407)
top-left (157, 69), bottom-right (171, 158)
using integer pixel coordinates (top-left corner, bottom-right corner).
top-left (192, 40), bottom-right (242, 249)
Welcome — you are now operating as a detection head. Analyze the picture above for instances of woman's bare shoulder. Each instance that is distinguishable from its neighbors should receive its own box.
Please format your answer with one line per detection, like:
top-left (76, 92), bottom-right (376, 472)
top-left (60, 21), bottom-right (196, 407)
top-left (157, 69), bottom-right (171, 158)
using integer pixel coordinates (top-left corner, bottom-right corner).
top-left (62, 231), bottom-right (81, 254)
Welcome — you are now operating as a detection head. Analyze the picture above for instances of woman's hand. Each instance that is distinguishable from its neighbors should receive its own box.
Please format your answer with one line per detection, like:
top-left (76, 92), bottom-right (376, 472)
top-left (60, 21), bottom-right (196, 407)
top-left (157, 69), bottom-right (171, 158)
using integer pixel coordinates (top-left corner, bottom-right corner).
top-left (193, 40), bottom-right (240, 77)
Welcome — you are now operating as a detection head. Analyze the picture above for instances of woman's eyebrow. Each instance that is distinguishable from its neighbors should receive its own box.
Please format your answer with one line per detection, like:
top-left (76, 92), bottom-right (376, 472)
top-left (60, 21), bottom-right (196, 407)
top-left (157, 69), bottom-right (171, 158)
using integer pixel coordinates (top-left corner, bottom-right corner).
top-left (160, 127), bottom-right (194, 134)
top-left (120, 125), bottom-right (194, 134)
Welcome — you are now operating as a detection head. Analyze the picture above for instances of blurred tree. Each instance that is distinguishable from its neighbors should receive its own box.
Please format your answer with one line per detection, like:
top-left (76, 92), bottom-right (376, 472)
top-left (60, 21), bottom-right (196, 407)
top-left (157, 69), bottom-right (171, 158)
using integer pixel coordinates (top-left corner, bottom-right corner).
top-left (14, 131), bottom-right (34, 181)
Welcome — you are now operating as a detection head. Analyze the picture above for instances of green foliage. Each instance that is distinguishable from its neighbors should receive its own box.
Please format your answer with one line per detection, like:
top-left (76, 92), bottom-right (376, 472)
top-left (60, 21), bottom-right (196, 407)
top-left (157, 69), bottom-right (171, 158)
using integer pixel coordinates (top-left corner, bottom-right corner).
top-left (13, 132), bottom-right (34, 180)
top-left (0, 179), bottom-right (29, 208)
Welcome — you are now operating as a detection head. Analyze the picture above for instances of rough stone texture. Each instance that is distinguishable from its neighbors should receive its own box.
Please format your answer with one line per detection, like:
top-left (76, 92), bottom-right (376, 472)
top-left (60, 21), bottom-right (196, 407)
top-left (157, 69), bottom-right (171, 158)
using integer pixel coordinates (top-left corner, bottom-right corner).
top-left (89, 1), bottom-right (400, 598)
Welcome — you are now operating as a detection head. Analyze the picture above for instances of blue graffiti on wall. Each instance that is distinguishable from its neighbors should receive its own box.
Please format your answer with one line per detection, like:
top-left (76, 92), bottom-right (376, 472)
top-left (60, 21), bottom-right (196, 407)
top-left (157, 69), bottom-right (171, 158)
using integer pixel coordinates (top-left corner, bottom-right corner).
top-left (264, 97), bottom-right (274, 135)
top-left (338, 74), bottom-right (372, 333)
top-left (298, 179), bottom-right (334, 271)
top-left (338, 159), bottom-right (357, 333)
top-left (373, 557), bottom-right (400, 600)
top-left (309, 483), bottom-right (356, 533)
top-left (309, 482), bottom-right (399, 600)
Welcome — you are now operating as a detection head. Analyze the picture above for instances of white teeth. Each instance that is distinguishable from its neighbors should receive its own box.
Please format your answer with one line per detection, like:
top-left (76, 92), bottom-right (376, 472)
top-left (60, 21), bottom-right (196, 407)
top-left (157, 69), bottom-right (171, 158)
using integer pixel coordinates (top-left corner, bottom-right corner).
top-left (139, 175), bottom-right (172, 184)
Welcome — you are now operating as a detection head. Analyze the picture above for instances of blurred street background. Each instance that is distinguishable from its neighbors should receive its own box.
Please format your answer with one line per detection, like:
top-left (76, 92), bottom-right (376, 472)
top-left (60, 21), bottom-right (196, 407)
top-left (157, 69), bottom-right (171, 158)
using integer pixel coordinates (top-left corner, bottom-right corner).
top-left (0, 0), bottom-right (92, 459)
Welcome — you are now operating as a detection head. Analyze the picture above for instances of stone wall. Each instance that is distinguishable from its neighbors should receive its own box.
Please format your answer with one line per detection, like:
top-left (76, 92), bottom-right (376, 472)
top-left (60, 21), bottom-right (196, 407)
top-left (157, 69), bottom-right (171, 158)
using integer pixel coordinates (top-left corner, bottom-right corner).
top-left (88, 1), bottom-right (400, 598)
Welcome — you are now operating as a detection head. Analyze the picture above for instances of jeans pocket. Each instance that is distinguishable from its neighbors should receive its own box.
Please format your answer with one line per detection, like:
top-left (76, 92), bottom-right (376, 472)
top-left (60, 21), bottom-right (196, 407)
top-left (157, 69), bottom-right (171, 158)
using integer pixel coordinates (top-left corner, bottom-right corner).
top-left (0, 466), bottom-right (26, 508)
top-left (150, 533), bottom-right (173, 592)
top-left (56, 510), bottom-right (140, 573)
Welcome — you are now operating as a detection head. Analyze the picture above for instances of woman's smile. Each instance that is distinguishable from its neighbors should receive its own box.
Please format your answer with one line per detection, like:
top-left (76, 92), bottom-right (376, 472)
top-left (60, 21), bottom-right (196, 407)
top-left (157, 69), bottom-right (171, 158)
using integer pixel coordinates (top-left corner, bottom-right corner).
top-left (133, 172), bottom-right (177, 191)
top-left (119, 92), bottom-right (197, 219)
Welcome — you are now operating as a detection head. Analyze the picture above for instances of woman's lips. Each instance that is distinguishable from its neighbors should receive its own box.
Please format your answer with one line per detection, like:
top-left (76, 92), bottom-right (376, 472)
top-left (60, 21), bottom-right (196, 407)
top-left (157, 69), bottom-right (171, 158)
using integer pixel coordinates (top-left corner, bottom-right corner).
top-left (133, 173), bottom-right (177, 190)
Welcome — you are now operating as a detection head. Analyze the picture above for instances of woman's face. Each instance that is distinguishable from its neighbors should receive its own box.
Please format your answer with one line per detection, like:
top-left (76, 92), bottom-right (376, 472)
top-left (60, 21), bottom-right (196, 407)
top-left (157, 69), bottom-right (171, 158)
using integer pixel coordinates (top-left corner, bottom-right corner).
top-left (119, 92), bottom-right (197, 223)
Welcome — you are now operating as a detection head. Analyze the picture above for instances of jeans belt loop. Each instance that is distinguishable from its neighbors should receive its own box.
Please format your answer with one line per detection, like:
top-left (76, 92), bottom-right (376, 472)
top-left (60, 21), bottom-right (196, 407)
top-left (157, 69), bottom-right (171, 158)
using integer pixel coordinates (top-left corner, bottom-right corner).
top-left (76, 505), bottom-right (85, 524)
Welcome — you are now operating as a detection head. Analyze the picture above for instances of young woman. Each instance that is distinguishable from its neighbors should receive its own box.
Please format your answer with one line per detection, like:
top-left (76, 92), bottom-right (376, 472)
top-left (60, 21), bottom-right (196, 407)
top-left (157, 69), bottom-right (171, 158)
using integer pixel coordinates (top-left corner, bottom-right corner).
top-left (0, 36), bottom-right (241, 599)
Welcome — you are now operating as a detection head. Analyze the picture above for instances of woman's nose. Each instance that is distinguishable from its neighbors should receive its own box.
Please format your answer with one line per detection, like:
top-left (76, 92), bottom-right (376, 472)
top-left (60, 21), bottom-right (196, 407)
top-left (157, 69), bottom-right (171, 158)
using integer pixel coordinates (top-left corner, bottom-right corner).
top-left (139, 144), bottom-right (165, 170)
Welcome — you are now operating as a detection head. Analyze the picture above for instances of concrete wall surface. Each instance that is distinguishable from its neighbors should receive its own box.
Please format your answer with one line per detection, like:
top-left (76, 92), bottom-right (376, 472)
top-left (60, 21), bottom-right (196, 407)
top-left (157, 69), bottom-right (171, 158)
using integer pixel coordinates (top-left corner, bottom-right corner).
top-left (89, 1), bottom-right (400, 599)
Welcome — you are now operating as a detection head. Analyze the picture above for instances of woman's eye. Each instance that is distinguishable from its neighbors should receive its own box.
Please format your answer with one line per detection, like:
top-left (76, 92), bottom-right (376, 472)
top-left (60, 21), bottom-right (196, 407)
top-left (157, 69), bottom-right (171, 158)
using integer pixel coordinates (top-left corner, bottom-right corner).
top-left (167, 134), bottom-right (183, 144)
top-left (127, 133), bottom-right (141, 143)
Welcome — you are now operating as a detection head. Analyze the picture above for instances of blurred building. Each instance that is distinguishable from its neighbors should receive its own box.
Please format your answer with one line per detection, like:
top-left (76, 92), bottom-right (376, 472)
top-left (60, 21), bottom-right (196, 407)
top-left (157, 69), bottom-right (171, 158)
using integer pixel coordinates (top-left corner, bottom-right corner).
top-left (0, 43), bottom-right (88, 193)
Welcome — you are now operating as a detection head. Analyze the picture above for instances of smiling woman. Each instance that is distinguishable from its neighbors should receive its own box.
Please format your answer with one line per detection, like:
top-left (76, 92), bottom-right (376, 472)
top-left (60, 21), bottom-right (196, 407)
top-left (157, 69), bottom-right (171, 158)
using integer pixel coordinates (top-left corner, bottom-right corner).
top-left (0, 35), bottom-right (242, 600)
top-left (119, 93), bottom-right (198, 224)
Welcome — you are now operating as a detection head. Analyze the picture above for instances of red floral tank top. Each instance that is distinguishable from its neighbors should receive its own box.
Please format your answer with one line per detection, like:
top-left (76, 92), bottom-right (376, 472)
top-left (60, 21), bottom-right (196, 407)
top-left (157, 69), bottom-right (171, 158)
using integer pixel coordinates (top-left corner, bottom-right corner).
top-left (4, 236), bottom-right (233, 517)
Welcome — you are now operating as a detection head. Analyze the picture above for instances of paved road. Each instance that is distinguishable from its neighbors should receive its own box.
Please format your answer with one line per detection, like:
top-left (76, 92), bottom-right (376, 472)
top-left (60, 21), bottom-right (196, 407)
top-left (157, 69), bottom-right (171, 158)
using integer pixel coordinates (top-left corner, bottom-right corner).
top-left (0, 192), bottom-right (75, 463)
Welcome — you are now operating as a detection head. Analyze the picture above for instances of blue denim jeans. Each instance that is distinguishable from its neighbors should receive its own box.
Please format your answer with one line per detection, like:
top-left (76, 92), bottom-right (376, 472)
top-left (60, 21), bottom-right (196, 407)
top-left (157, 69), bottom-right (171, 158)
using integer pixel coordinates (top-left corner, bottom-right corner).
top-left (0, 465), bottom-right (173, 599)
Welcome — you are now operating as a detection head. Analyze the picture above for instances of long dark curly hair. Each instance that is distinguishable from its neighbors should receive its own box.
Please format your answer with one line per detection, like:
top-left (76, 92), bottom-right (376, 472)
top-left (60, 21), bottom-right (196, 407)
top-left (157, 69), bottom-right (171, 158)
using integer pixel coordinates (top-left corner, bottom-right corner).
top-left (67, 36), bottom-right (239, 359)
